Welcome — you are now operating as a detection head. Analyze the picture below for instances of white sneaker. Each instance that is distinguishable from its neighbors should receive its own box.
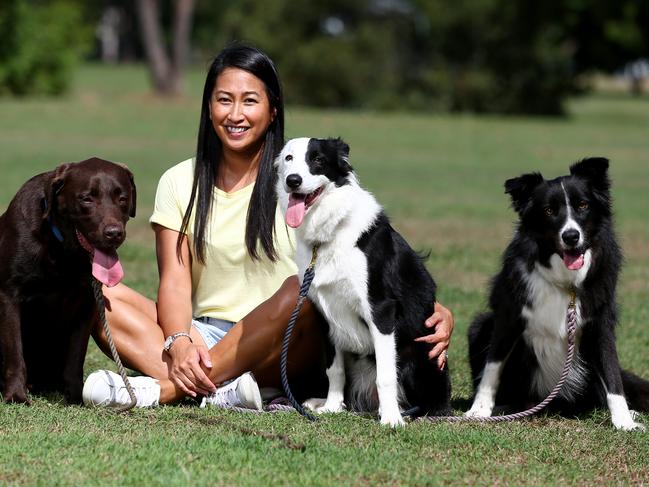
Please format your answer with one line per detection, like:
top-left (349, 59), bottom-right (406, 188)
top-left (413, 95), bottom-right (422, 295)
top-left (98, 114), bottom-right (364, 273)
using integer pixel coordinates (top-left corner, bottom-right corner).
top-left (82, 370), bottom-right (160, 409)
top-left (200, 372), bottom-right (262, 410)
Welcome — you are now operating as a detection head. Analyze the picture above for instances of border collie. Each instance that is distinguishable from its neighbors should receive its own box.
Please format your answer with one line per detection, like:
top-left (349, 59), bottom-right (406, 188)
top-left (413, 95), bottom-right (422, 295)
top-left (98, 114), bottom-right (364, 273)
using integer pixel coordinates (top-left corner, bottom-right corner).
top-left (467, 157), bottom-right (649, 430)
top-left (275, 137), bottom-right (451, 426)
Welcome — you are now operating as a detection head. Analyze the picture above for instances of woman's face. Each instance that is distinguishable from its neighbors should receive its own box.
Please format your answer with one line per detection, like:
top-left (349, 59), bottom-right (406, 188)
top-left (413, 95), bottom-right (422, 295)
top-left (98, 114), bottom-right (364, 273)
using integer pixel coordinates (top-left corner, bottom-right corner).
top-left (210, 67), bottom-right (275, 158)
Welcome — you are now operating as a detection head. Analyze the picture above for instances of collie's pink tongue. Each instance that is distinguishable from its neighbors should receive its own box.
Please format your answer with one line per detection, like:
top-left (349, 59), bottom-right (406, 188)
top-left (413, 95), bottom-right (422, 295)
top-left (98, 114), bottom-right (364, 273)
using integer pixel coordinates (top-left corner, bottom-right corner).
top-left (286, 193), bottom-right (306, 228)
top-left (93, 249), bottom-right (124, 287)
top-left (563, 253), bottom-right (584, 271)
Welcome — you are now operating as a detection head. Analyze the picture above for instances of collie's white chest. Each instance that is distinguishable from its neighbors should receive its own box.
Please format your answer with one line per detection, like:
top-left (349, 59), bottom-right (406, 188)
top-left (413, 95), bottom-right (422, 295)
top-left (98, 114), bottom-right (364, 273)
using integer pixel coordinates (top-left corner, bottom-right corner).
top-left (296, 241), bottom-right (374, 355)
top-left (521, 256), bottom-right (591, 398)
top-left (293, 186), bottom-right (382, 356)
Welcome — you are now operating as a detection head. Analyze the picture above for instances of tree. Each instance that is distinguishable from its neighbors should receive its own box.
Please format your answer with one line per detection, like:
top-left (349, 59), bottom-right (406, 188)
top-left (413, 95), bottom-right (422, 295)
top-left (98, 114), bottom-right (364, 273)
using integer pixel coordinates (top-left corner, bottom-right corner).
top-left (136, 0), bottom-right (195, 95)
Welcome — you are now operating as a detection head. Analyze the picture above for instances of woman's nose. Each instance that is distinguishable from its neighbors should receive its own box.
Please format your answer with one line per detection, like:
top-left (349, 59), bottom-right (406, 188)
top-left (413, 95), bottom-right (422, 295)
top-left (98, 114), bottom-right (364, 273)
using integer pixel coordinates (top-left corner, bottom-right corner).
top-left (228, 102), bottom-right (244, 122)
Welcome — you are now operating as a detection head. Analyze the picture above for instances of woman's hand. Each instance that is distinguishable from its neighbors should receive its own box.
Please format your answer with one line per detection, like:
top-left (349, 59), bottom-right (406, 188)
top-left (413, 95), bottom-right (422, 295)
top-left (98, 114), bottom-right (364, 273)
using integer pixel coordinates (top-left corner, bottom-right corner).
top-left (414, 301), bottom-right (455, 370)
top-left (166, 338), bottom-right (217, 397)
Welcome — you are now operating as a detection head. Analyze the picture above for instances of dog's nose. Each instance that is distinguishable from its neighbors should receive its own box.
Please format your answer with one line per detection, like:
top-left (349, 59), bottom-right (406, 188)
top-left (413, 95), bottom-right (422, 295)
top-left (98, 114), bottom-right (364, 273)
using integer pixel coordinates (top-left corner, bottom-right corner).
top-left (286, 174), bottom-right (302, 189)
top-left (562, 229), bottom-right (580, 247)
top-left (103, 225), bottom-right (124, 242)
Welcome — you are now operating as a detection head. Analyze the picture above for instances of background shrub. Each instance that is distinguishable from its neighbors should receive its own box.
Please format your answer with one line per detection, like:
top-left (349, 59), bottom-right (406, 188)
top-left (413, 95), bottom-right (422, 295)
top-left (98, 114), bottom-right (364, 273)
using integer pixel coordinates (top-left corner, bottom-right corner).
top-left (0, 0), bottom-right (91, 96)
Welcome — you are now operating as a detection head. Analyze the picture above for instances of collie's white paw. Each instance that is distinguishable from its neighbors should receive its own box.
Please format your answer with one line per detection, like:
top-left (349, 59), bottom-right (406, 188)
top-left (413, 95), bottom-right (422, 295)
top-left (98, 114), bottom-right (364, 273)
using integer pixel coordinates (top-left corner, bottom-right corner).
top-left (316, 399), bottom-right (345, 414)
top-left (465, 401), bottom-right (493, 418)
top-left (612, 417), bottom-right (645, 432)
top-left (302, 397), bottom-right (327, 411)
top-left (380, 411), bottom-right (406, 428)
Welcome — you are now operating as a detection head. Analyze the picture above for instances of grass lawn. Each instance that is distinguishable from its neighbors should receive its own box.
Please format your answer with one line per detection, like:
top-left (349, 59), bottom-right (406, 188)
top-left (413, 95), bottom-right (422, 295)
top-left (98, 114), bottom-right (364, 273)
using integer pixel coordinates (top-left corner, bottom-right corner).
top-left (1, 64), bottom-right (648, 485)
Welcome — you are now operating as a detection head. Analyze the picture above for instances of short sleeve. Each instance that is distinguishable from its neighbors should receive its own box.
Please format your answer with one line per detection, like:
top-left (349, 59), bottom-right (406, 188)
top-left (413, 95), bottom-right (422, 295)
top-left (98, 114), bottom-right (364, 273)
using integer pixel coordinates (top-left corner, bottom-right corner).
top-left (149, 159), bottom-right (193, 232)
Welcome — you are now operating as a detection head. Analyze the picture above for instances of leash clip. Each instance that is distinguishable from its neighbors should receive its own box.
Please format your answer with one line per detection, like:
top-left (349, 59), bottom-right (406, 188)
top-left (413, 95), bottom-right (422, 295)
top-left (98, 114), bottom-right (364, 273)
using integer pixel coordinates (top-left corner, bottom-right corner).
top-left (568, 287), bottom-right (577, 309)
top-left (307, 245), bottom-right (319, 271)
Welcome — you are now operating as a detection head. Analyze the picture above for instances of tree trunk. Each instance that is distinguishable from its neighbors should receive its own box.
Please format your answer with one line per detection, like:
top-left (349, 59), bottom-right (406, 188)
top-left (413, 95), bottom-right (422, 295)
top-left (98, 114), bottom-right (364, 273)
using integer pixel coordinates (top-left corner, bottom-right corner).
top-left (136, 0), bottom-right (195, 96)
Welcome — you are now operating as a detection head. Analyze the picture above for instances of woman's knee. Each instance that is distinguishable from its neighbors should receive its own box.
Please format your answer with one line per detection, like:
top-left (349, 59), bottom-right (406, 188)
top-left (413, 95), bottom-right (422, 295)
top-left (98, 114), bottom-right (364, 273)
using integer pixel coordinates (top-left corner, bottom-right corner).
top-left (101, 283), bottom-right (157, 321)
top-left (267, 276), bottom-right (300, 321)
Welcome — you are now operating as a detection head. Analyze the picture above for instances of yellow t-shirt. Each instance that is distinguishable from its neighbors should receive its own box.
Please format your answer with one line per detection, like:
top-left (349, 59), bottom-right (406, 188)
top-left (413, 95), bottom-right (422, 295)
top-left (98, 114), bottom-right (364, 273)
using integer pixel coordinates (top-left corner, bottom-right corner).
top-left (149, 158), bottom-right (297, 322)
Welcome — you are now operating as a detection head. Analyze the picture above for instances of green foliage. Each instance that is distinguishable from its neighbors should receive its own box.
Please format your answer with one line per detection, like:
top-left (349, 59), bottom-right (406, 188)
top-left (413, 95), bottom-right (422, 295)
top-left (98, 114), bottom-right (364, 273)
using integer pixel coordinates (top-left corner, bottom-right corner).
top-left (0, 0), bottom-right (91, 96)
top-left (193, 0), bottom-right (578, 114)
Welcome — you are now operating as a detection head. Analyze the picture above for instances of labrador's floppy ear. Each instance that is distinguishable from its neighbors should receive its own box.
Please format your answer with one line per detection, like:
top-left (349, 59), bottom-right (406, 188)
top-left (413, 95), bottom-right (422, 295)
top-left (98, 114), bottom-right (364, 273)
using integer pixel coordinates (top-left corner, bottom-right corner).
top-left (43, 163), bottom-right (72, 220)
top-left (119, 163), bottom-right (137, 218)
top-left (504, 172), bottom-right (544, 215)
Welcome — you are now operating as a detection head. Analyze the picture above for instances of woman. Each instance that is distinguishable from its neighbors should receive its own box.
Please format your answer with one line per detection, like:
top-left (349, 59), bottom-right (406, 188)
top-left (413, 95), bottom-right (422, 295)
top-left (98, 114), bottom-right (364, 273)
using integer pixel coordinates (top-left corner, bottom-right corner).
top-left (83, 44), bottom-right (454, 409)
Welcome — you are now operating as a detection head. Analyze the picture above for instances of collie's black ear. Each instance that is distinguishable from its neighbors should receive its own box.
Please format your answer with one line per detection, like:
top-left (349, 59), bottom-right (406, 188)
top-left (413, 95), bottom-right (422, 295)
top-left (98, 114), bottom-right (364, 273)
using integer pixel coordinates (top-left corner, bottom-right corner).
top-left (570, 157), bottom-right (610, 192)
top-left (504, 172), bottom-right (544, 214)
top-left (331, 137), bottom-right (352, 172)
top-left (570, 157), bottom-right (611, 209)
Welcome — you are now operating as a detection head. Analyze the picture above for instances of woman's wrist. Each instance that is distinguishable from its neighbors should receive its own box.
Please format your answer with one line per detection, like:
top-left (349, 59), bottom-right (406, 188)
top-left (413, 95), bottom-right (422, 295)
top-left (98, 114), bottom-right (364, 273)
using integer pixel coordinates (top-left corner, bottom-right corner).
top-left (163, 332), bottom-right (193, 353)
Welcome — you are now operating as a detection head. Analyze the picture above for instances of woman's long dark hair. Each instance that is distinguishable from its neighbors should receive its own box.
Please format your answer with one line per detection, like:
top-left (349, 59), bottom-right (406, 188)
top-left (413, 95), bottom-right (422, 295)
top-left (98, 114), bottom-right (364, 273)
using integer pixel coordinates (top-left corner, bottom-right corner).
top-left (178, 44), bottom-right (285, 263)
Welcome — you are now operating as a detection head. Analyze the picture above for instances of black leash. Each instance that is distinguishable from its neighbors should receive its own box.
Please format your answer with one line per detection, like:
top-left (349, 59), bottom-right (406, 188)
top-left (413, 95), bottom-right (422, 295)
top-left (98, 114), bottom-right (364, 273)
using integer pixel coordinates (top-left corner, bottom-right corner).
top-left (279, 245), bottom-right (319, 422)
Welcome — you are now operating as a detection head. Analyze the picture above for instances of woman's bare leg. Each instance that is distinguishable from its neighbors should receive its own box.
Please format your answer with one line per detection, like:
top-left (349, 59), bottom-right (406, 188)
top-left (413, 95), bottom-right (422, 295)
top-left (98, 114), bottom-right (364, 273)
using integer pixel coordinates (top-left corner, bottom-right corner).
top-left (92, 283), bottom-right (206, 381)
top-left (93, 277), bottom-right (326, 405)
top-left (156, 276), bottom-right (326, 403)
top-left (206, 276), bottom-right (325, 388)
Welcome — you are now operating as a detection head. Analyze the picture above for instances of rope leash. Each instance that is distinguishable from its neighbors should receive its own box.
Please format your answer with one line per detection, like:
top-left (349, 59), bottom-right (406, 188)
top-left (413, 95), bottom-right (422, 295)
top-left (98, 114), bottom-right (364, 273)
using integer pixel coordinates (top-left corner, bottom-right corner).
top-left (279, 246), bottom-right (320, 422)
top-left (91, 278), bottom-right (137, 412)
top-left (420, 289), bottom-right (578, 423)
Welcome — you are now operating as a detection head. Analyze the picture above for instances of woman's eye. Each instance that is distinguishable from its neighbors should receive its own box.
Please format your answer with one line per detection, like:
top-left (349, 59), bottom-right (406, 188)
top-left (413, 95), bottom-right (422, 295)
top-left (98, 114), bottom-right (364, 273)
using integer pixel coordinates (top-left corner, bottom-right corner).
top-left (285, 154), bottom-right (293, 161)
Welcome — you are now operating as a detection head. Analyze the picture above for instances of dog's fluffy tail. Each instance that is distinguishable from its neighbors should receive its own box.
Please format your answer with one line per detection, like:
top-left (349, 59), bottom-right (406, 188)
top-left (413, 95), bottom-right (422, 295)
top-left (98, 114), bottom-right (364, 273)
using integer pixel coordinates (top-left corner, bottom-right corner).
top-left (622, 369), bottom-right (649, 412)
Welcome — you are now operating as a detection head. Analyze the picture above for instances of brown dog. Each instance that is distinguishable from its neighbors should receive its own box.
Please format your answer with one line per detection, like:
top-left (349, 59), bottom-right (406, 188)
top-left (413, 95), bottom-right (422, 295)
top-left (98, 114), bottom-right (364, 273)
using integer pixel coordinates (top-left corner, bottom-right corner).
top-left (0, 157), bottom-right (136, 404)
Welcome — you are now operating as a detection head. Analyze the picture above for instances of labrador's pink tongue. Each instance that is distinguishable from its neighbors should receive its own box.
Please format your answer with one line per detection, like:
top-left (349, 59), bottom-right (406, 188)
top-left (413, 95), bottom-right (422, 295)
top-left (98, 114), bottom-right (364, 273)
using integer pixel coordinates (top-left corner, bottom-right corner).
top-left (563, 253), bottom-right (584, 271)
top-left (92, 249), bottom-right (124, 287)
top-left (286, 193), bottom-right (306, 228)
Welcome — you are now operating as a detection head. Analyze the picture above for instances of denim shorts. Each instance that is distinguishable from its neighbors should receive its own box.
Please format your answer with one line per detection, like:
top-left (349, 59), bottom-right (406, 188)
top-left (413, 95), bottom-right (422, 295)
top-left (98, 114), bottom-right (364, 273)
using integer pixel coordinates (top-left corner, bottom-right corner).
top-left (191, 316), bottom-right (235, 350)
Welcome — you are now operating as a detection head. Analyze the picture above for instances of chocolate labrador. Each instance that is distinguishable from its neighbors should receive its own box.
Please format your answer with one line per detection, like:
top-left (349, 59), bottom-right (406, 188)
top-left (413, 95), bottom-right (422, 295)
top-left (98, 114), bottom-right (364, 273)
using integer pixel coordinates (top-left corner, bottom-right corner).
top-left (0, 157), bottom-right (136, 404)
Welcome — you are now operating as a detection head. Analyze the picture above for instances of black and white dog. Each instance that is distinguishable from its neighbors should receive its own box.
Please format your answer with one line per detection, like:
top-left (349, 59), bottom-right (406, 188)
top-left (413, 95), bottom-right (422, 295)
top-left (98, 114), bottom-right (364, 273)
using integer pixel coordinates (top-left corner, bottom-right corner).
top-left (275, 137), bottom-right (451, 426)
top-left (467, 158), bottom-right (649, 430)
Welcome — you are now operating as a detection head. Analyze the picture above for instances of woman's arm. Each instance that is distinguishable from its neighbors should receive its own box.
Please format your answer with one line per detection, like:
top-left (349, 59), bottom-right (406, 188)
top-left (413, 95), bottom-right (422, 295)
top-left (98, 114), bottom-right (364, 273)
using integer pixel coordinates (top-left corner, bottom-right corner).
top-left (154, 224), bottom-right (216, 397)
top-left (414, 302), bottom-right (455, 370)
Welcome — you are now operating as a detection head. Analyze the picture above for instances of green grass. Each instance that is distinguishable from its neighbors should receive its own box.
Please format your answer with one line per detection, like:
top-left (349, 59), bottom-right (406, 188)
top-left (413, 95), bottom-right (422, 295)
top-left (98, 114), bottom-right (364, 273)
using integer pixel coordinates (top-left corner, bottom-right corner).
top-left (1, 63), bottom-right (648, 485)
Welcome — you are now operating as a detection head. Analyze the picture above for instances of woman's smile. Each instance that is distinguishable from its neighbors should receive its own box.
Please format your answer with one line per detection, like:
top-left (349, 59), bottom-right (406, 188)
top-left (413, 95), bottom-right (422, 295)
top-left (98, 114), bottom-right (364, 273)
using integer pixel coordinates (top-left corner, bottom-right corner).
top-left (210, 68), bottom-right (275, 156)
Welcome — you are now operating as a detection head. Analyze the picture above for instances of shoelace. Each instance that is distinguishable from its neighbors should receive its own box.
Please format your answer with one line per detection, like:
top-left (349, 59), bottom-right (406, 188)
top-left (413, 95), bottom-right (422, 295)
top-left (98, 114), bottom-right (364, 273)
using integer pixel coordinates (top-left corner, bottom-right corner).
top-left (200, 385), bottom-right (239, 408)
top-left (112, 378), bottom-right (156, 407)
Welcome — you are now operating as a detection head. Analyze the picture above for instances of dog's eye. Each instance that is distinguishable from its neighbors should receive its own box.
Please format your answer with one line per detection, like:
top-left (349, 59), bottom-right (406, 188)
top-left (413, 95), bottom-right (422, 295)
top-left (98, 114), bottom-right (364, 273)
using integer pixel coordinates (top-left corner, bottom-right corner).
top-left (577, 201), bottom-right (589, 211)
top-left (544, 206), bottom-right (554, 216)
top-left (79, 195), bottom-right (93, 205)
top-left (313, 156), bottom-right (323, 164)
top-left (285, 154), bottom-right (293, 162)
